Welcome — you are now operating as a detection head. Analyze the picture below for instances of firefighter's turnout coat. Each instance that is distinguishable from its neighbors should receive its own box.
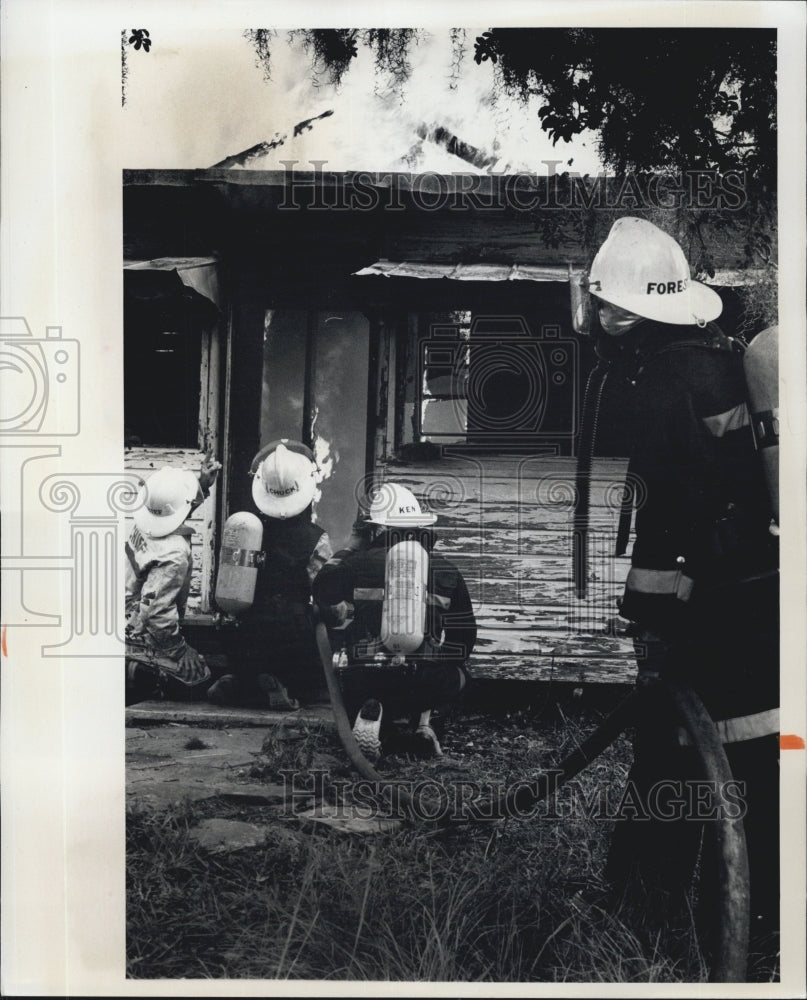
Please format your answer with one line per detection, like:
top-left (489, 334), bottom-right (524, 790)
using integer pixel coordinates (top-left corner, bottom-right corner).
top-left (617, 322), bottom-right (779, 741)
top-left (124, 485), bottom-right (206, 660)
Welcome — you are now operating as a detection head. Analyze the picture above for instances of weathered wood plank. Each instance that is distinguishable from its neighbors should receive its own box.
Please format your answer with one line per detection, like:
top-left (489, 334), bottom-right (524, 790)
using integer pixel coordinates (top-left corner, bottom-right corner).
top-left (383, 454), bottom-right (628, 478)
top-left (125, 447), bottom-right (207, 470)
top-left (467, 655), bottom-right (636, 684)
top-left (474, 610), bottom-right (630, 654)
top-left (434, 534), bottom-right (631, 560)
top-left (389, 484), bottom-right (631, 515)
top-left (434, 551), bottom-right (629, 580)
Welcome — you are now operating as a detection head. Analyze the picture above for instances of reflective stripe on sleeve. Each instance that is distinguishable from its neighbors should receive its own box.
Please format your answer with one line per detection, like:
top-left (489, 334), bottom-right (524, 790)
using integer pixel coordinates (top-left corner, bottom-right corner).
top-left (353, 588), bottom-right (385, 601)
top-left (625, 567), bottom-right (695, 602)
top-left (427, 593), bottom-right (451, 609)
top-left (751, 407), bottom-right (779, 449)
top-left (702, 402), bottom-right (751, 437)
top-left (675, 707), bottom-right (779, 746)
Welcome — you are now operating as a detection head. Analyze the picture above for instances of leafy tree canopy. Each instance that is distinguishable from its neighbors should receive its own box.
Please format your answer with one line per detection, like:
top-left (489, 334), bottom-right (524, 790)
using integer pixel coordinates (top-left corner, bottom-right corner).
top-left (478, 29), bottom-right (776, 188)
top-left (245, 28), bottom-right (776, 185)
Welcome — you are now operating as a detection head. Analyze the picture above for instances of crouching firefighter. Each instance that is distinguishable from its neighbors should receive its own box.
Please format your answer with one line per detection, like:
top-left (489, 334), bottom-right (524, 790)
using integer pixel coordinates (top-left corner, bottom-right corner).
top-left (312, 483), bottom-right (477, 760)
top-left (125, 452), bottom-right (221, 705)
top-left (209, 439), bottom-right (342, 709)
top-left (571, 217), bottom-right (779, 950)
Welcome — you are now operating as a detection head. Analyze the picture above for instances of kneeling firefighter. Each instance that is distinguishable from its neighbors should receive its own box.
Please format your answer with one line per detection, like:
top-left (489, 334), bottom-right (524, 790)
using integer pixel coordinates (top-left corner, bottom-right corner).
top-left (125, 452), bottom-right (221, 704)
top-left (209, 439), bottom-right (342, 709)
top-left (312, 483), bottom-right (477, 760)
top-left (571, 218), bottom-right (779, 947)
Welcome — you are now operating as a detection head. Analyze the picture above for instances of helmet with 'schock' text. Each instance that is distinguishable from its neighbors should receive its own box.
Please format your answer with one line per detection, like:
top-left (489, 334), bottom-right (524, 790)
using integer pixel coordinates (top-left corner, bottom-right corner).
top-left (251, 439), bottom-right (317, 519)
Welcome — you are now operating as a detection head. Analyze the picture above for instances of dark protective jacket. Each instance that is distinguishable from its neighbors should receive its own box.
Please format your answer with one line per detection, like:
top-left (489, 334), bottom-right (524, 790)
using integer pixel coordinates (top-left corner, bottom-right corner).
top-left (226, 508), bottom-right (336, 674)
top-left (613, 322), bottom-right (778, 738)
top-left (312, 527), bottom-right (477, 666)
top-left (255, 512), bottom-right (332, 604)
top-left (617, 323), bottom-right (776, 622)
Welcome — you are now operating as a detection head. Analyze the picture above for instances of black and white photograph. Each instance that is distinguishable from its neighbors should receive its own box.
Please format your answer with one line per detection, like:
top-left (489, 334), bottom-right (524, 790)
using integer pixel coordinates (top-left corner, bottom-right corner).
top-left (2, 2), bottom-right (806, 995)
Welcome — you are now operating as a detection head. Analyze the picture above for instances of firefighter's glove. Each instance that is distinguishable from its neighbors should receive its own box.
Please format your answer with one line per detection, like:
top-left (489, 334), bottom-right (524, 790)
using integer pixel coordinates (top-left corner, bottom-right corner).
top-left (347, 517), bottom-right (373, 551)
top-left (176, 645), bottom-right (210, 685)
top-left (314, 601), bottom-right (353, 628)
top-left (603, 615), bottom-right (636, 638)
top-left (198, 447), bottom-right (222, 494)
top-left (632, 627), bottom-right (670, 688)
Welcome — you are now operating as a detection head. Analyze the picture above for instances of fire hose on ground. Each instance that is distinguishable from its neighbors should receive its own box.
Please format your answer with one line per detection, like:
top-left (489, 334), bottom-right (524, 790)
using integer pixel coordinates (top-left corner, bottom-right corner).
top-left (314, 617), bottom-right (751, 982)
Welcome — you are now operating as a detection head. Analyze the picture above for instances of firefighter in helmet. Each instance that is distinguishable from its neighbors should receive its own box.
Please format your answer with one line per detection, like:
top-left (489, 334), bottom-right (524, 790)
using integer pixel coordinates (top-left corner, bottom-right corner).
top-left (125, 451), bottom-right (221, 704)
top-left (576, 217), bottom-right (779, 954)
top-left (208, 439), bottom-right (340, 709)
top-left (312, 482), bottom-right (477, 759)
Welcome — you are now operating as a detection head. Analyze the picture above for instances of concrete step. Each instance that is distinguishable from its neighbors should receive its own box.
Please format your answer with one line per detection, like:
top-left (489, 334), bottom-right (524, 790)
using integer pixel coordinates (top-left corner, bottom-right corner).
top-left (126, 699), bottom-right (335, 729)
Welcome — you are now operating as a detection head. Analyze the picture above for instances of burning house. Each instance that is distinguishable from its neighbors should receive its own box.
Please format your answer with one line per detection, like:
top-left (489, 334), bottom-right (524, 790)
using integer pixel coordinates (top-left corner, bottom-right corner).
top-left (123, 166), bottom-right (769, 685)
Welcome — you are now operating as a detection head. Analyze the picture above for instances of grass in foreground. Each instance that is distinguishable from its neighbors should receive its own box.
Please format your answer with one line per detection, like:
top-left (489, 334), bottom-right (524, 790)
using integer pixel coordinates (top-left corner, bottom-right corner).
top-left (126, 706), bottom-right (773, 982)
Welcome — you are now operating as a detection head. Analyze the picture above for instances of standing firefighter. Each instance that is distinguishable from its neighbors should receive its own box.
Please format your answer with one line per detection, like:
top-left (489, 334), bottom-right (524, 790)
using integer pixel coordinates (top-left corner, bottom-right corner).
top-left (576, 218), bottom-right (779, 953)
top-left (125, 453), bottom-right (221, 705)
top-left (312, 482), bottom-right (477, 760)
top-left (209, 439), bottom-right (338, 709)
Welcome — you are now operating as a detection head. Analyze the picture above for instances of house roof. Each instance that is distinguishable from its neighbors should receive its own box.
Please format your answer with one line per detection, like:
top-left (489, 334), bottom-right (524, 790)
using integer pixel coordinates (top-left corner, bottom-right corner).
top-left (354, 260), bottom-right (766, 286)
top-left (123, 169), bottom-right (776, 273)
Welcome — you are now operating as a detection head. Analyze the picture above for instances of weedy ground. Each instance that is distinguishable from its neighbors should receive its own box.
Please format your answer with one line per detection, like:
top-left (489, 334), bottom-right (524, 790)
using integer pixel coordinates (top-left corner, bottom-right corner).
top-left (126, 701), bottom-right (778, 983)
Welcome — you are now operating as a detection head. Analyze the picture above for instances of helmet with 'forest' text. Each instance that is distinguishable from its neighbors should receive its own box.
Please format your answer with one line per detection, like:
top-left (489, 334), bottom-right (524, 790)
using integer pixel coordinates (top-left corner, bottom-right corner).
top-left (588, 217), bottom-right (723, 327)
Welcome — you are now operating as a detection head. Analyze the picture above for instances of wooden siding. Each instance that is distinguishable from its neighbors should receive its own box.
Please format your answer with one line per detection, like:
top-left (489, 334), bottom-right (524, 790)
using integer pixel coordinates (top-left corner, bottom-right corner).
top-left (375, 454), bottom-right (636, 684)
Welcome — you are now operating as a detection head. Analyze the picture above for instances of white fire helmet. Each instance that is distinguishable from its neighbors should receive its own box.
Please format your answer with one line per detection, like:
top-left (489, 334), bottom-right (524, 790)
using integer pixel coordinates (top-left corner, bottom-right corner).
top-left (134, 467), bottom-right (199, 539)
top-left (588, 217), bottom-right (723, 327)
top-left (251, 439), bottom-right (317, 519)
top-left (367, 482), bottom-right (437, 527)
